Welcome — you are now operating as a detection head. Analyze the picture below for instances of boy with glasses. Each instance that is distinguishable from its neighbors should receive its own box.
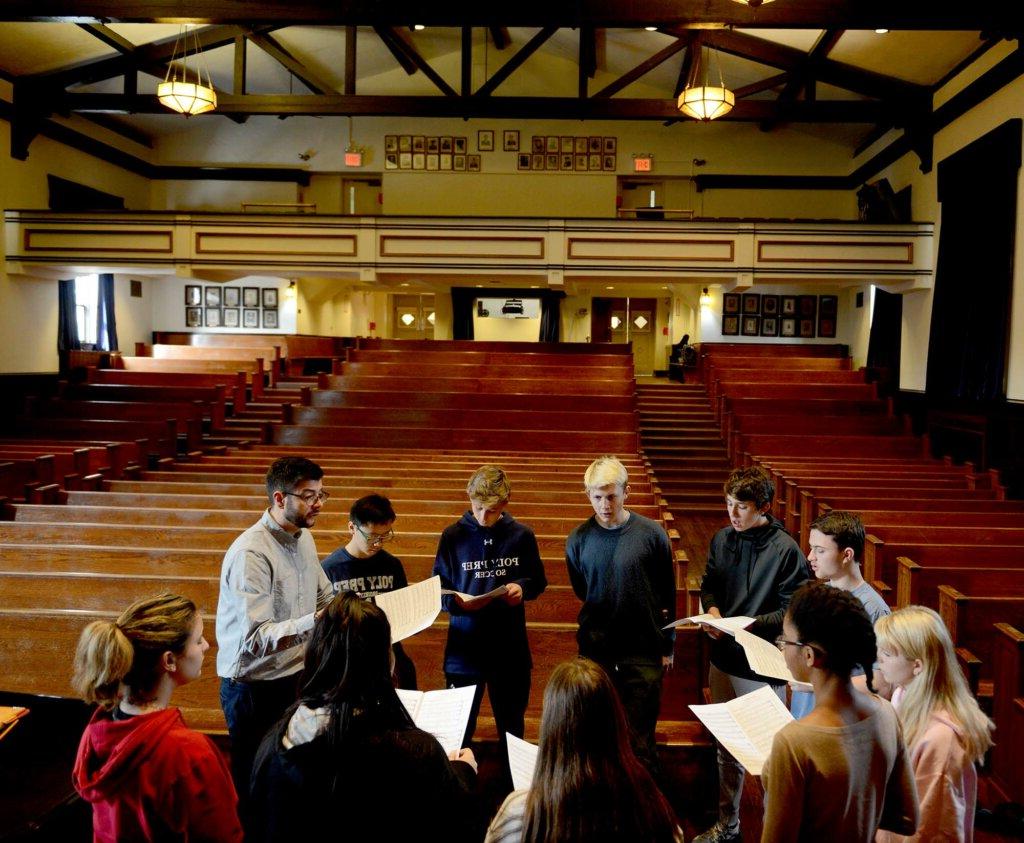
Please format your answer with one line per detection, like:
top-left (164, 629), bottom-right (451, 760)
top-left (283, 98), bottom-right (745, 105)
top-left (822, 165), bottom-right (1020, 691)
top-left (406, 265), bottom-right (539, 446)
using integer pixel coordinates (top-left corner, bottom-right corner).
top-left (216, 456), bottom-right (333, 825)
top-left (321, 493), bottom-right (417, 689)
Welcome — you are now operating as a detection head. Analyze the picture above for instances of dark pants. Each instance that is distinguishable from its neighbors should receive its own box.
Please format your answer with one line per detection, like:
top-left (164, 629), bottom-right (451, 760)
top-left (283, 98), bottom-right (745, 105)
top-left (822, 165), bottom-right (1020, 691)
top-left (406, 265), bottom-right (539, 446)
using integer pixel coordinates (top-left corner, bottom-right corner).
top-left (220, 674), bottom-right (301, 826)
top-left (598, 659), bottom-right (664, 774)
top-left (446, 665), bottom-right (531, 746)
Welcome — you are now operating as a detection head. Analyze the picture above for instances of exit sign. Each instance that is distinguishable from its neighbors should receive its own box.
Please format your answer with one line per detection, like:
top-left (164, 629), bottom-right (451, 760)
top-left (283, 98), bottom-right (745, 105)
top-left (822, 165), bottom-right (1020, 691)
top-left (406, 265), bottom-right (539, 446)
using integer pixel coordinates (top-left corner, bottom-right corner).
top-left (634, 156), bottom-right (653, 172)
top-left (344, 151), bottom-right (363, 167)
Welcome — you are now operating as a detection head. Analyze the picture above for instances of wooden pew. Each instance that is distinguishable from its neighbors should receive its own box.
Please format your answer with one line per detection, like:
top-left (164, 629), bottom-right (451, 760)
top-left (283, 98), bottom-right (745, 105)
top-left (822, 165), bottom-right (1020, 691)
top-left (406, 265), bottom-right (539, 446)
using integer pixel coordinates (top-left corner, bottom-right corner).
top-left (937, 586), bottom-right (1024, 682)
top-left (357, 338), bottom-right (631, 355)
top-left (865, 529), bottom-right (1024, 585)
top-left (340, 361), bottom-right (632, 382)
top-left (895, 558), bottom-right (1024, 608)
top-left (87, 368), bottom-right (250, 413)
top-left (61, 383), bottom-right (228, 430)
top-left (152, 332), bottom-right (349, 376)
top-left (111, 356), bottom-right (267, 400)
top-left (304, 387), bottom-right (636, 414)
top-left (347, 348), bottom-right (635, 369)
top-left (2, 418), bottom-right (177, 460)
top-left (990, 623), bottom-right (1024, 804)
top-left (318, 374), bottom-right (635, 396)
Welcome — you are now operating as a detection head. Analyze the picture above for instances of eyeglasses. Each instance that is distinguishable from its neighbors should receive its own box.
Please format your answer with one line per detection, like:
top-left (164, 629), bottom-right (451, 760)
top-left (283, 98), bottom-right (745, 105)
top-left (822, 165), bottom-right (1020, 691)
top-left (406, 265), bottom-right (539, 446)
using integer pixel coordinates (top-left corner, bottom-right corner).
top-left (356, 525), bottom-right (395, 546)
top-left (775, 636), bottom-right (822, 654)
top-left (285, 490), bottom-right (330, 505)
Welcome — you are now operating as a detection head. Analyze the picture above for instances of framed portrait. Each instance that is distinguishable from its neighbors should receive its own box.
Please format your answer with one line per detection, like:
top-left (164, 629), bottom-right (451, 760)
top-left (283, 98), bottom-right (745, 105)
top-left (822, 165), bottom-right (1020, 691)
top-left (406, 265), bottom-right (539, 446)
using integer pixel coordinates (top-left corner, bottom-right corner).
top-left (185, 306), bottom-right (202, 327)
top-left (243, 308), bottom-right (260, 329)
top-left (185, 285), bottom-right (201, 306)
top-left (588, 153), bottom-right (601, 170)
top-left (243, 287), bottom-right (259, 307)
top-left (477, 130), bottom-right (494, 152)
top-left (517, 153), bottom-right (531, 170)
top-left (262, 309), bottom-right (279, 329)
top-left (723, 293), bottom-right (741, 314)
top-left (761, 316), bottom-right (779, 337)
top-left (440, 136), bottom-right (453, 153)
top-left (588, 136), bottom-right (602, 153)
top-left (426, 154), bottom-right (439, 171)
top-left (426, 136), bottom-right (439, 153)
top-left (799, 318), bottom-right (815, 338)
top-left (560, 136), bottom-right (574, 153)
top-left (798, 295), bottom-right (817, 318)
top-left (205, 307), bottom-right (222, 328)
top-left (532, 136), bottom-right (545, 154)
top-left (819, 295), bottom-right (838, 317)
top-left (604, 137), bottom-right (617, 153)
top-left (781, 317), bottom-right (797, 337)
top-left (385, 135), bottom-right (398, 153)
top-left (602, 155), bottom-right (616, 171)
top-left (412, 152), bottom-right (425, 169)
top-left (454, 136), bottom-right (467, 154)
top-left (503, 130), bottom-right (519, 152)
top-left (399, 152), bottom-right (412, 169)
top-left (546, 154), bottom-right (559, 170)
top-left (575, 137), bottom-right (588, 154)
top-left (818, 316), bottom-right (837, 338)
top-left (781, 295), bottom-right (797, 316)
top-left (262, 288), bottom-right (278, 308)
top-left (574, 154), bottom-right (588, 171)
top-left (561, 153), bottom-right (574, 170)
top-left (467, 155), bottom-right (481, 172)
top-left (742, 316), bottom-right (760, 336)
top-left (385, 153), bottom-right (398, 170)
top-left (398, 135), bottom-right (412, 152)
top-left (762, 295), bottom-right (779, 316)
top-left (223, 308), bottom-right (240, 328)
top-left (546, 136), bottom-right (559, 153)
top-left (742, 293), bottom-right (761, 314)
top-left (439, 154), bottom-right (452, 170)
top-left (413, 136), bottom-right (426, 153)
top-left (204, 286), bottom-right (221, 307)
top-left (532, 154), bottom-right (545, 170)
top-left (223, 287), bottom-right (240, 308)
top-left (454, 155), bottom-right (467, 171)
top-left (722, 315), bottom-right (739, 336)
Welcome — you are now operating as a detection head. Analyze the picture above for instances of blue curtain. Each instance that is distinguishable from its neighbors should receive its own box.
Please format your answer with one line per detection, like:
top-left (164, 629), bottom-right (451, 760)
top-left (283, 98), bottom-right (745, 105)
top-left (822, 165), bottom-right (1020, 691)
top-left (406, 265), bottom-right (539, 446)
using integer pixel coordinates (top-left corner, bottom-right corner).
top-left (96, 273), bottom-right (119, 351)
top-left (57, 278), bottom-right (80, 354)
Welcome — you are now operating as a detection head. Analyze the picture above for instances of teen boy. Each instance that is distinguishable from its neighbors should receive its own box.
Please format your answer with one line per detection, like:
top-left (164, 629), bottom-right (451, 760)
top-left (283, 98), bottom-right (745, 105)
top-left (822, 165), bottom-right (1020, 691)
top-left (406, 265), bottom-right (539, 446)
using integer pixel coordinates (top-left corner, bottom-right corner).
top-left (565, 455), bottom-right (675, 771)
top-left (694, 466), bottom-right (811, 843)
top-left (321, 493), bottom-right (417, 689)
top-left (433, 465), bottom-right (547, 746)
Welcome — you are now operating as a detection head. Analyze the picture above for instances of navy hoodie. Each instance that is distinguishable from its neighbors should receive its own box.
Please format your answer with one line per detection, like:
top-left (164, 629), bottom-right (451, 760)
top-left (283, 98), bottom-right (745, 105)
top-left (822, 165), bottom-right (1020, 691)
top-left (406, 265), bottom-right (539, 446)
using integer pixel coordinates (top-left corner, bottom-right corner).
top-left (432, 511), bottom-right (547, 673)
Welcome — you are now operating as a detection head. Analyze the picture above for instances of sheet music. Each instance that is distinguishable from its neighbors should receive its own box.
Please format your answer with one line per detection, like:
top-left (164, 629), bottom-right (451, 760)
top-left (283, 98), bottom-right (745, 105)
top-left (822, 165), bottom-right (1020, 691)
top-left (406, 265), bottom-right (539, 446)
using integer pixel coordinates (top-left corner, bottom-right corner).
top-left (690, 685), bottom-right (794, 776)
top-left (663, 613), bottom-right (755, 635)
top-left (506, 732), bottom-right (539, 791)
top-left (375, 576), bottom-right (441, 643)
top-left (396, 685), bottom-right (477, 755)
top-left (735, 628), bottom-right (796, 684)
top-left (441, 585), bottom-right (509, 605)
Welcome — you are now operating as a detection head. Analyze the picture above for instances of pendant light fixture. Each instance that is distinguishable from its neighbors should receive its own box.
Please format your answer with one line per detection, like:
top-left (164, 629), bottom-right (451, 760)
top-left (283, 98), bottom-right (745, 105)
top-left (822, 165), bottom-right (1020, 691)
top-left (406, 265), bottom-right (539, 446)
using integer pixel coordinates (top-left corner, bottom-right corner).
top-left (158, 25), bottom-right (218, 116)
top-left (678, 45), bottom-right (735, 122)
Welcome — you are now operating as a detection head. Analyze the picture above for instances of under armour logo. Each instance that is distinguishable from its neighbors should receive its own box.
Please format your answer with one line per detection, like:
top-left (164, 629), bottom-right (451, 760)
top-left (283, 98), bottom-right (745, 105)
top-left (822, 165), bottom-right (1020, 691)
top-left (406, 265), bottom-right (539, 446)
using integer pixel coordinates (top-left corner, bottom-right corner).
top-left (483, 538), bottom-right (494, 545)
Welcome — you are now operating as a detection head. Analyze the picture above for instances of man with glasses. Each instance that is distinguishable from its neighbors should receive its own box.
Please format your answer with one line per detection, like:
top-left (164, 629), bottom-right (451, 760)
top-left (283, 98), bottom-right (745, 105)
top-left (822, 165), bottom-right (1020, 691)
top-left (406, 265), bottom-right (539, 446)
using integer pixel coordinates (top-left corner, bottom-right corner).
top-left (216, 456), bottom-right (333, 825)
top-left (321, 493), bottom-right (417, 689)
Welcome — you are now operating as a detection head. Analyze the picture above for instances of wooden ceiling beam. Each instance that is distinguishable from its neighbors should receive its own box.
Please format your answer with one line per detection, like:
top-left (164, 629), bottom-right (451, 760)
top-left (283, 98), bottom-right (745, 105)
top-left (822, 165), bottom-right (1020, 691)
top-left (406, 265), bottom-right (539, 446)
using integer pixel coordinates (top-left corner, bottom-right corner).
top-left (475, 26), bottom-right (557, 97)
top-left (247, 30), bottom-right (336, 94)
top-left (592, 34), bottom-right (692, 99)
top-left (377, 27), bottom-right (457, 96)
top-left (763, 28), bottom-right (843, 130)
top-left (344, 25), bottom-right (356, 95)
top-left (489, 26), bottom-right (511, 50)
top-left (373, 26), bottom-right (417, 74)
top-left (77, 22), bottom-right (135, 53)
top-left (233, 33), bottom-right (246, 94)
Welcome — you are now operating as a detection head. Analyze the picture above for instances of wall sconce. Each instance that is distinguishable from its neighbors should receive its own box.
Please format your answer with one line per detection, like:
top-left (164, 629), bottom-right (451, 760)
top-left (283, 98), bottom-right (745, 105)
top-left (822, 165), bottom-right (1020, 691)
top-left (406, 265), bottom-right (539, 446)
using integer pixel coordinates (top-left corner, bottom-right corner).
top-left (700, 287), bottom-right (712, 307)
top-left (284, 281), bottom-right (297, 301)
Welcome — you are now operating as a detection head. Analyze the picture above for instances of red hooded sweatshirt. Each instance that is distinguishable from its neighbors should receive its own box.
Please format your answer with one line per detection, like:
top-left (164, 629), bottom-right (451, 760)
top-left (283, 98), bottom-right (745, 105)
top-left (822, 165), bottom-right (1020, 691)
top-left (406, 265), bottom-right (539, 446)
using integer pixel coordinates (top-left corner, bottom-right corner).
top-left (73, 707), bottom-right (242, 842)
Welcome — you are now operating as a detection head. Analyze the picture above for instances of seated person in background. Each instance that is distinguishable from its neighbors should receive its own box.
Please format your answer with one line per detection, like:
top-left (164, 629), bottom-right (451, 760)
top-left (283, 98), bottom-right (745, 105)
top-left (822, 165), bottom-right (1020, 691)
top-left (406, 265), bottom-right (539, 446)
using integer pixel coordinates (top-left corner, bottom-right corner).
top-left (761, 581), bottom-right (918, 843)
top-left (695, 466), bottom-right (811, 843)
top-left (791, 510), bottom-right (891, 717)
top-left (250, 593), bottom-right (479, 843)
top-left (669, 334), bottom-right (691, 382)
top-left (485, 657), bottom-right (681, 843)
top-left (321, 493), bottom-right (416, 689)
top-left (875, 606), bottom-right (994, 843)
top-left (72, 593), bottom-right (242, 843)
top-left (433, 465), bottom-right (547, 749)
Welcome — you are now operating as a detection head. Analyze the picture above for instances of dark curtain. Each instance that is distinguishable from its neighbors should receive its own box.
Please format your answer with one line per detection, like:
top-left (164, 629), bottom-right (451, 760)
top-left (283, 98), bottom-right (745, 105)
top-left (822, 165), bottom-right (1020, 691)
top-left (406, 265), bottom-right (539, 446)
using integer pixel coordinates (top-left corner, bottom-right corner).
top-left (451, 288), bottom-right (476, 340)
top-left (451, 287), bottom-right (566, 342)
top-left (96, 273), bottom-right (118, 351)
top-left (926, 118), bottom-right (1021, 400)
top-left (57, 278), bottom-right (80, 355)
top-left (867, 289), bottom-right (903, 372)
top-left (539, 294), bottom-right (561, 342)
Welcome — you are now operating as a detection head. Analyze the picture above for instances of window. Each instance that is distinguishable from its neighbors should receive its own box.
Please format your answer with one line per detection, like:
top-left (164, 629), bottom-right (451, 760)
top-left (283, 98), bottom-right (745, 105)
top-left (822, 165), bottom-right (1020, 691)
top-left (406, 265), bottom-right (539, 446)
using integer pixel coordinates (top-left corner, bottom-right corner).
top-left (74, 274), bottom-right (98, 346)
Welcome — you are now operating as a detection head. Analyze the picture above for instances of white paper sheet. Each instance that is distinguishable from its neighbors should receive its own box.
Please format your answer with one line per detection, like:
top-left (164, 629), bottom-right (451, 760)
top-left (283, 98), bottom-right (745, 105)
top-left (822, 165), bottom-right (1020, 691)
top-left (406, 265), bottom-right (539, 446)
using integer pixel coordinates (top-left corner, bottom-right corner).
top-left (441, 585), bottom-right (509, 606)
top-left (374, 576), bottom-right (441, 643)
top-left (663, 613), bottom-right (755, 635)
top-left (506, 732), bottom-right (539, 792)
top-left (689, 685), bottom-right (794, 776)
top-left (734, 628), bottom-right (796, 684)
top-left (396, 684), bottom-right (477, 756)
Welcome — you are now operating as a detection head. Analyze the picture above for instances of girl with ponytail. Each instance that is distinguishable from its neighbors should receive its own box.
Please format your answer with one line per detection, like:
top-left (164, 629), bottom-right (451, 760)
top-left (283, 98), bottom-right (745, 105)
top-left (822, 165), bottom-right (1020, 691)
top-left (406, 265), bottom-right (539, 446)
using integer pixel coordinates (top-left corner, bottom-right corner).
top-left (72, 593), bottom-right (242, 842)
top-left (761, 581), bottom-right (919, 842)
top-left (875, 606), bottom-right (994, 842)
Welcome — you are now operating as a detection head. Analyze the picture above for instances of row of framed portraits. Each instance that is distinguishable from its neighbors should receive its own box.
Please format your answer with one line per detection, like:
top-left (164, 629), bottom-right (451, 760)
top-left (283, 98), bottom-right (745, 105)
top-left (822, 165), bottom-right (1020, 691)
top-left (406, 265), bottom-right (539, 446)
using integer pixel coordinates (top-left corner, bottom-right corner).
top-left (385, 153), bottom-right (481, 171)
top-left (722, 313), bottom-right (836, 338)
top-left (517, 152), bottom-right (616, 171)
top-left (723, 292), bottom-right (838, 320)
top-left (185, 285), bottom-right (278, 310)
top-left (185, 307), bottom-right (278, 329)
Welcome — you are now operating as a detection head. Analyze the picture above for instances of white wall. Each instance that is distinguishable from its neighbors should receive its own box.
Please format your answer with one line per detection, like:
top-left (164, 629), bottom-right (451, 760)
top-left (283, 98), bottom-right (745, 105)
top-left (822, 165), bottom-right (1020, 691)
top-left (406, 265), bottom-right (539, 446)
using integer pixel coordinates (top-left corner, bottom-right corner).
top-left (149, 276), bottom-right (298, 335)
top-left (114, 275), bottom-right (155, 354)
top-left (473, 314), bottom-right (541, 341)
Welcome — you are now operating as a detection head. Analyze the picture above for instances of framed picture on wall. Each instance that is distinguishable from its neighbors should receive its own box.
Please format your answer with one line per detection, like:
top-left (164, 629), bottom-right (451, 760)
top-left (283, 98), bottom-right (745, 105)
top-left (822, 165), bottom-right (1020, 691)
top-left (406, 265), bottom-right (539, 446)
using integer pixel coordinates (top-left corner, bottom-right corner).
top-left (723, 293), bottom-right (741, 314)
top-left (477, 130), bottom-right (494, 152)
top-left (798, 295), bottom-right (817, 318)
top-left (262, 288), bottom-right (278, 308)
top-left (243, 308), bottom-right (260, 329)
top-left (263, 309), bottom-right (279, 329)
top-left (205, 307), bottom-right (222, 328)
top-left (185, 285), bottom-right (201, 306)
top-left (742, 316), bottom-right (760, 336)
top-left (742, 293), bottom-right (761, 314)
top-left (799, 318), bottom-right (815, 338)
top-left (467, 155), bottom-right (481, 172)
top-left (781, 296), bottom-right (797, 316)
top-left (223, 308), bottom-right (240, 328)
top-left (185, 306), bottom-right (202, 327)
top-left (820, 295), bottom-right (838, 317)
top-left (454, 136), bottom-right (467, 154)
top-left (722, 315), bottom-right (739, 336)
top-left (761, 316), bottom-right (779, 337)
top-left (223, 287), bottom-right (240, 308)
top-left (243, 287), bottom-right (259, 307)
top-left (762, 295), bottom-right (780, 316)
top-left (204, 286), bottom-right (221, 307)
top-left (781, 317), bottom-right (797, 337)
top-left (818, 317), bottom-right (837, 338)
top-left (503, 130), bottom-right (520, 152)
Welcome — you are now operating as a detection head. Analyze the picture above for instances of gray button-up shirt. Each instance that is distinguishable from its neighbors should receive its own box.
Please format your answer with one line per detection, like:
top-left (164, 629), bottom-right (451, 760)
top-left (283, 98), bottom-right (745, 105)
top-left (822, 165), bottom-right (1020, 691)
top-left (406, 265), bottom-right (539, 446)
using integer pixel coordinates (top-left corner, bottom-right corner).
top-left (216, 509), bottom-right (332, 682)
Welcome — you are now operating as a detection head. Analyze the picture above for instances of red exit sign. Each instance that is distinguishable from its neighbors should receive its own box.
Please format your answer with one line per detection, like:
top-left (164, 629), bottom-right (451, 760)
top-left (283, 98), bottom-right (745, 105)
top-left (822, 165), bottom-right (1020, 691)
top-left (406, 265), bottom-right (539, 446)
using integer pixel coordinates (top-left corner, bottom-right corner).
top-left (634, 156), bottom-right (653, 172)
